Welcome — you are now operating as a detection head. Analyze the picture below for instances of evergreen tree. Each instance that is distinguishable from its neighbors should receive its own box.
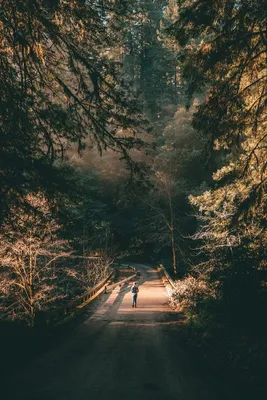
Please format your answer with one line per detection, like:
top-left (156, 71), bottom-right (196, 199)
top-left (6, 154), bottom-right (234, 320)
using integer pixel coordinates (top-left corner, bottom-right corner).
top-left (122, 0), bottom-right (180, 118)
top-left (170, 0), bottom-right (266, 281)
top-left (0, 0), bottom-right (145, 221)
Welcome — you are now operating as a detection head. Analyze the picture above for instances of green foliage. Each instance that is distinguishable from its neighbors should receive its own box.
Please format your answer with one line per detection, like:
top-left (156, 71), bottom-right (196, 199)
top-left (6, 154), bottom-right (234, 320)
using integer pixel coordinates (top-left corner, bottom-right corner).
top-left (122, 0), bottom-right (181, 118)
top-left (0, 0), bottom-right (145, 222)
top-left (170, 0), bottom-right (267, 303)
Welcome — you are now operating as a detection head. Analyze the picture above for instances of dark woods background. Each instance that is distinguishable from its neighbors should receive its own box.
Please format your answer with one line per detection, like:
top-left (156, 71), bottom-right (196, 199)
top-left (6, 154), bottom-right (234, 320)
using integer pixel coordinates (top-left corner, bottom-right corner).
top-left (0, 1), bottom-right (266, 397)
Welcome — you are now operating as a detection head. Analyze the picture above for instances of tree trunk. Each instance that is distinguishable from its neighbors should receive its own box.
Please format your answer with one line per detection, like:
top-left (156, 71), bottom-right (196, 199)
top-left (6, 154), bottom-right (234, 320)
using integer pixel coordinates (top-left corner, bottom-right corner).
top-left (170, 229), bottom-right (177, 275)
top-left (168, 191), bottom-right (177, 275)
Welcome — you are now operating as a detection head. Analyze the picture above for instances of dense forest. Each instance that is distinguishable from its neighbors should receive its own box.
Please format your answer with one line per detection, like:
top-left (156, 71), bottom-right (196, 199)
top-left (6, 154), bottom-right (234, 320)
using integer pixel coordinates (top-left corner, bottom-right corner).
top-left (0, 0), bottom-right (266, 398)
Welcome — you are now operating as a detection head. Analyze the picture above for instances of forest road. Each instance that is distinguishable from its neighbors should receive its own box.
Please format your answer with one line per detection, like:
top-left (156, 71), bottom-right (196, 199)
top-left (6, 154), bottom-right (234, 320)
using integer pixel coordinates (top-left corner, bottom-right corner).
top-left (6, 264), bottom-right (221, 400)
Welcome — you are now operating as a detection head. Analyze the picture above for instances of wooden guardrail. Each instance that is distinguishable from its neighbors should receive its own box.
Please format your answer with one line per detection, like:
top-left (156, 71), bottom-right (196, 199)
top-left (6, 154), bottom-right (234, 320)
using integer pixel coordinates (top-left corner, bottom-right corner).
top-left (158, 264), bottom-right (176, 290)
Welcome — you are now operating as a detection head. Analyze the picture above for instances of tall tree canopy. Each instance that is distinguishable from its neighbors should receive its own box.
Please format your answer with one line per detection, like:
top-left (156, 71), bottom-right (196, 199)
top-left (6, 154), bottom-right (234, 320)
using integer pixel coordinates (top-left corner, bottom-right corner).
top-left (170, 0), bottom-right (266, 267)
top-left (0, 0), bottom-right (145, 220)
top-left (122, 0), bottom-right (180, 118)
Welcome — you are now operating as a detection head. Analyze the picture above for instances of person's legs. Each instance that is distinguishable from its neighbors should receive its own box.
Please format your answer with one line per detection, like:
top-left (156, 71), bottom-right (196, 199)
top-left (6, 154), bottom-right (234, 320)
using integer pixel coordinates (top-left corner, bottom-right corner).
top-left (133, 293), bottom-right (137, 307)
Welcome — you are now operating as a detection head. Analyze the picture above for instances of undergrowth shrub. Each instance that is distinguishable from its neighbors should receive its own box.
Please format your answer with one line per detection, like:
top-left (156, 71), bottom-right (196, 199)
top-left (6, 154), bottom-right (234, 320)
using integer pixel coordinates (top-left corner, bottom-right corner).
top-left (170, 275), bottom-right (215, 311)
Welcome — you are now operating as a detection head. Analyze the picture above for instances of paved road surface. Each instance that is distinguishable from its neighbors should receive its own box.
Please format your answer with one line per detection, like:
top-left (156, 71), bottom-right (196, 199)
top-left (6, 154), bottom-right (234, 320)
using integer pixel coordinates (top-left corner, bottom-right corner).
top-left (6, 265), bottom-right (220, 400)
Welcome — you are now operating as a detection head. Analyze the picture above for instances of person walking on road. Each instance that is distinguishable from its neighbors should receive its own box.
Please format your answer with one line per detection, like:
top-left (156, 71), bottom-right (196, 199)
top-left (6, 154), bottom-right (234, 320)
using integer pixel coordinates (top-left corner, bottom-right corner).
top-left (131, 282), bottom-right (139, 308)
